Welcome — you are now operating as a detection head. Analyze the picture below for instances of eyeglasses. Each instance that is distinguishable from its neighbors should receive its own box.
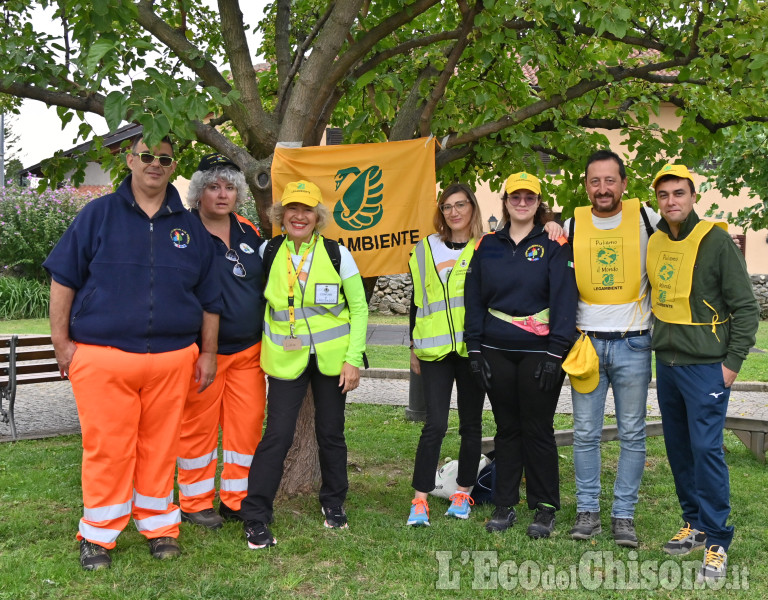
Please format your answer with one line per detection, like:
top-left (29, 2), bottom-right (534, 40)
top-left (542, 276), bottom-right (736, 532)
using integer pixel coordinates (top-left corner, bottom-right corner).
top-left (439, 200), bottom-right (471, 214)
top-left (132, 152), bottom-right (174, 167)
top-left (506, 195), bottom-right (539, 206)
top-left (225, 249), bottom-right (246, 277)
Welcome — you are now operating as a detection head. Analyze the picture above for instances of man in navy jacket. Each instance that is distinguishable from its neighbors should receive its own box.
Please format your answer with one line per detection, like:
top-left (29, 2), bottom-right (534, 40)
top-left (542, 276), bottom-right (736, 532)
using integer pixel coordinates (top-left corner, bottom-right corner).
top-left (44, 136), bottom-right (221, 570)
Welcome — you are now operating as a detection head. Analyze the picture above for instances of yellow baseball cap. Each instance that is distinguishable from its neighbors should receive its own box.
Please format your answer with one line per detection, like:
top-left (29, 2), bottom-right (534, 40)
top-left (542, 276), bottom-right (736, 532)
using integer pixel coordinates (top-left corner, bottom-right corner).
top-left (504, 172), bottom-right (541, 196)
top-left (280, 180), bottom-right (322, 207)
top-left (562, 333), bottom-right (599, 394)
top-left (652, 164), bottom-right (695, 189)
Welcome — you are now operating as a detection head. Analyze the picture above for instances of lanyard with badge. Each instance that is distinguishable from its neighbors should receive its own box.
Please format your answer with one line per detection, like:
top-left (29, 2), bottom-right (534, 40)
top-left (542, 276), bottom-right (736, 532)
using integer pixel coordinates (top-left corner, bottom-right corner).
top-left (284, 235), bottom-right (316, 350)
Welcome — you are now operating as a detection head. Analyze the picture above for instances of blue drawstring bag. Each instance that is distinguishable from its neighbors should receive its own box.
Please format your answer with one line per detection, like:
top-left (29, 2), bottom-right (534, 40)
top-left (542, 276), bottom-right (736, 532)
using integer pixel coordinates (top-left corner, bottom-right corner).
top-left (470, 451), bottom-right (495, 504)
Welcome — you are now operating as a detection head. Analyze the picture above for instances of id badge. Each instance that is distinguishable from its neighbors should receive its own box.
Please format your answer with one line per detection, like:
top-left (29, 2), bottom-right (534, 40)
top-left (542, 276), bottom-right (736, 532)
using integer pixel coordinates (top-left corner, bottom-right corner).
top-left (283, 337), bottom-right (302, 351)
top-left (315, 283), bottom-right (339, 305)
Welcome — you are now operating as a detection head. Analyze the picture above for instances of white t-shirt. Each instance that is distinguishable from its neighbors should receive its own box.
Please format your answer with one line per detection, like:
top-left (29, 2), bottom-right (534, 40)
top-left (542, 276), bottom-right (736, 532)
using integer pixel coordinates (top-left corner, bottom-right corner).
top-left (564, 206), bottom-right (661, 332)
top-left (426, 233), bottom-right (466, 283)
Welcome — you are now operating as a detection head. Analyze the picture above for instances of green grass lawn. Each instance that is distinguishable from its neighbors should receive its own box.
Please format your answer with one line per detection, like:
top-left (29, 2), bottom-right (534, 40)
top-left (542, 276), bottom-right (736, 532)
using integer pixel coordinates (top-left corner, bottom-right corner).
top-left (0, 406), bottom-right (766, 599)
top-left (2, 318), bottom-right (767, 381)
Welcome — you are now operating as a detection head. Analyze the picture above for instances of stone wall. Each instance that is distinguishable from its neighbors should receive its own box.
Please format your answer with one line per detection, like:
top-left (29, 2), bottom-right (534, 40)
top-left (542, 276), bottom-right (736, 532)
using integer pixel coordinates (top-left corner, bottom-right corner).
top-left (752, 275), bottom-right (768, 319)
top-left (369, 273), bottom-right (768, 320)
top-left (368, 274), bottom-right (412, 315)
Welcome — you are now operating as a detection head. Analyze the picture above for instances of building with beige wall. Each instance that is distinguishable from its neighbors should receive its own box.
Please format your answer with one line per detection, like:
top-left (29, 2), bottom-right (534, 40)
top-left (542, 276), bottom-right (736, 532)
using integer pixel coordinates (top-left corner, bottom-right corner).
top-left (470, 103), bottom-right (768, 274)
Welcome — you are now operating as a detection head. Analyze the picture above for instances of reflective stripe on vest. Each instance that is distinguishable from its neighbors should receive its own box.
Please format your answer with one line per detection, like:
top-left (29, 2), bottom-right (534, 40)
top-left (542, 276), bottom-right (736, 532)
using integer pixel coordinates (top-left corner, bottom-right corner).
top-left (409, 237), bottom-right (474, 360)
top-left (261, 236), bottom-right (351, 379)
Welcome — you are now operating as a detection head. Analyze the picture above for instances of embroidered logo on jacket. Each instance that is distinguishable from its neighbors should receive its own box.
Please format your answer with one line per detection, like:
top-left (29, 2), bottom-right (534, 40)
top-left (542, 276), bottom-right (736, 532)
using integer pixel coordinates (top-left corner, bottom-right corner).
top-left (170, 229), bottom-right (190, 249)
top-left (525, 245), bottom-right (545, 261)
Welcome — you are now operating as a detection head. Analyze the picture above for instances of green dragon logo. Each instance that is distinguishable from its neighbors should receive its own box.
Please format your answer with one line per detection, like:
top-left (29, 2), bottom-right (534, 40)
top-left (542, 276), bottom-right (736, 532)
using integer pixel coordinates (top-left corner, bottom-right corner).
top-left (332, 166), bottom-right (384, 231)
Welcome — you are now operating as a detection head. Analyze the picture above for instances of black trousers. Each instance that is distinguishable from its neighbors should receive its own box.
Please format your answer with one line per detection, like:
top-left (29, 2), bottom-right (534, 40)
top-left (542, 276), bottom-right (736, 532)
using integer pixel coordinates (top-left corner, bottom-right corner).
top-left (411, 352), bottom-right (486, 493)
top-left (240, 356), bottom-right (348, 524)
top-left (484, 348), bottom-right (563, 510)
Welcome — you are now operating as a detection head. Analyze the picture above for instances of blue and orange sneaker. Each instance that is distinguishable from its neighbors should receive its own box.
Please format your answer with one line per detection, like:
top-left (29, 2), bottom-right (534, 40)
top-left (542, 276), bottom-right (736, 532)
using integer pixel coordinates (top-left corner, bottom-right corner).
top-left (445, 491), bottom-right (474, 519)
top-left (407, 498), bottom-right (430, 526)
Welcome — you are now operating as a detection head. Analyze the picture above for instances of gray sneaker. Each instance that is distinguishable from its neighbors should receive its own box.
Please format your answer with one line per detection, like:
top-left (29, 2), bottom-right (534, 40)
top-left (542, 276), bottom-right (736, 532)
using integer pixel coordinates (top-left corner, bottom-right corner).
top-left (663, 522), bottom-right (707, 555)
top-left (611, 517), bottom-right (638, 548)
top-left (697, 545), bottom-right (727, 583)
top-left (570, 511), bottom-right (601, 540)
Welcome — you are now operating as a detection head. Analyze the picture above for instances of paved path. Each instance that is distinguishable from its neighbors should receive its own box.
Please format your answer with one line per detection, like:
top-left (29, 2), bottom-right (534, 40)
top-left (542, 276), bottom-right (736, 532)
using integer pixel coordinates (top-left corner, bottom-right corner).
top-left (366, 323), bottom-right (410, 346)
top-left (3, 372), bottom-right (767, 441)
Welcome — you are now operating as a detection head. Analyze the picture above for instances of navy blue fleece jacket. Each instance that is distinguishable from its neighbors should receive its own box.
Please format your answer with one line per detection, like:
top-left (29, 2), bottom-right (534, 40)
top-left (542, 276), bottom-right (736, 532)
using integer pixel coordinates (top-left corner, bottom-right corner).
top-left (43, 175), bottom-right (222, 354)
top-left (464, 223), bottom-right (577, 357)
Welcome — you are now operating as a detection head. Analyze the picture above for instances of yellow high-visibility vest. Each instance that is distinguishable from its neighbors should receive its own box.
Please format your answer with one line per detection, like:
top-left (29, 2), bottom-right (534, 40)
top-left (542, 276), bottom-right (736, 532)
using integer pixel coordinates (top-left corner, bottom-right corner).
top-left (409, 238), bottom-right (474, 360)
top-left (647, 221), bottom-right (729, 331)
top-left (261, 236), bottom-right (350, 379)
top-left (573, 198), bottom-right (643, 305)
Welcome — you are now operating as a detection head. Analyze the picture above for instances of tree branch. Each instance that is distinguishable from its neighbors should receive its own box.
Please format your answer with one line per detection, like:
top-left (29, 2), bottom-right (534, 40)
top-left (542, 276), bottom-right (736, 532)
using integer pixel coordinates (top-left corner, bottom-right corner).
top-left (135, 0), bottom-right (231, 93)
top-left (301, 0), bottom-right (441, 142)
top-left (277, 3), bottom-right (333, 117)
top-left (0, 82), bottom-right (106, 115)
top-left (419, 0), bottom-right (481, 136)
top-left (217, 0), bottom-right (275, 155)
top-left (275, 0), bottom-right (292, 91)
top-left (447, 55), bottom-right (697, 148)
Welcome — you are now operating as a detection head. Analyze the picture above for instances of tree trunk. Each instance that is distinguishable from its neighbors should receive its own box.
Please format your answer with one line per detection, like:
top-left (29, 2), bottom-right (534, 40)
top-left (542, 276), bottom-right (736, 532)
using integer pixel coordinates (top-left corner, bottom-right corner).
top-left (276, 386), bottom-right (322, 498)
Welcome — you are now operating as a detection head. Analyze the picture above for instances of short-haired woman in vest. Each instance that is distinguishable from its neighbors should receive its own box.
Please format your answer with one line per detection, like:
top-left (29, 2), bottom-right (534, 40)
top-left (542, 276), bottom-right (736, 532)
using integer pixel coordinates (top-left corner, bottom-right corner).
top-left (464, 172), bottom-right (577, 538)
top-left (239, 180), bottom-right (367, 549)
top-left (406, 183), bottom-right (487, 526)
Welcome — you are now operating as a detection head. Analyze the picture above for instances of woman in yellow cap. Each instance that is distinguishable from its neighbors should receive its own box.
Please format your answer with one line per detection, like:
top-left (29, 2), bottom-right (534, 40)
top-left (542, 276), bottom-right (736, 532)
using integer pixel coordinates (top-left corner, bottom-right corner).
top-left (464, 172), bottom-right (577, 538)
top-left (239, 180), bottom-right (368, 549)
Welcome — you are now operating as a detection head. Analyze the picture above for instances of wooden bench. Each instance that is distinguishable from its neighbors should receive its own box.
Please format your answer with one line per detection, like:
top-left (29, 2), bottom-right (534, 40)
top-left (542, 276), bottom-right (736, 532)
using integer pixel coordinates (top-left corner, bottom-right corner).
top-left (481, 417), bottom-right (768, 463)
top-left (0, 335), bottom-right (62, 440)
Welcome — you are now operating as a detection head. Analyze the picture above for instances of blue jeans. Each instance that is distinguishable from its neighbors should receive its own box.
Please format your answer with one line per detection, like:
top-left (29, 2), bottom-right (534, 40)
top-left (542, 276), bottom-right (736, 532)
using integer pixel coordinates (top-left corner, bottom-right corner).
top-left (572, 332), bottom-right (651, 518)
top-left (656, 362), bottom-right (733, 550)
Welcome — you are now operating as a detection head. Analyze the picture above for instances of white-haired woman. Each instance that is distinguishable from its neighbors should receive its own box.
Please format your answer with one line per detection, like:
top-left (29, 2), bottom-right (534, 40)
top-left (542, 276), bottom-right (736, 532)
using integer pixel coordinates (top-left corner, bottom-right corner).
top-left (177, 153), bottom-right (267, 530)
top-left (239, 180), bottom-right (367, 549)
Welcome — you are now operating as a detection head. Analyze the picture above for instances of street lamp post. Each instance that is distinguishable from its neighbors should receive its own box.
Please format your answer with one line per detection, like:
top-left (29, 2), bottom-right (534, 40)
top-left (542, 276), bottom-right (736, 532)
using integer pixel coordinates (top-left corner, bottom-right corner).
top-left (487, 214), bottom-right (498, 232)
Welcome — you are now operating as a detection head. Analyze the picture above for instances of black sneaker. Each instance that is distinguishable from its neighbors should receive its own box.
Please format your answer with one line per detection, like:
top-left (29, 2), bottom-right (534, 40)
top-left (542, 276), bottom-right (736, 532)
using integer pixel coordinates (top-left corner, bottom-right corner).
top-left (322, 505), bottom-right (349, 529)
top-left (79, 540), bottom-right (111, 571)
top-left (611, 517), bottom-right (639, 548)
top-left (219, 502), bottom-right (244, 522)
top-left (148, 536), bottom-right (181, 560)
top-left (663, 522), bottom-right (707, 555)
top-left (486, 506), bottom-right (517, 532)
top-left (570, 511), bottom-right (601, 540)
top-left (244, 521), bottom-right (276, 549)
top-left (527, 504), bottom-right (556, 539)
top-left (180, 508), bottom-right (224, 530)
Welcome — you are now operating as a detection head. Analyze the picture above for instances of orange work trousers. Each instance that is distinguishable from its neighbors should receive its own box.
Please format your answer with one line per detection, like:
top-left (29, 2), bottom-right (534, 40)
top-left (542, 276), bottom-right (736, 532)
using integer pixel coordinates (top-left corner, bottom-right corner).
top-left (177, 341), bottom-right (266, 512)
top-left (69, 343), bottom-right (198, 549)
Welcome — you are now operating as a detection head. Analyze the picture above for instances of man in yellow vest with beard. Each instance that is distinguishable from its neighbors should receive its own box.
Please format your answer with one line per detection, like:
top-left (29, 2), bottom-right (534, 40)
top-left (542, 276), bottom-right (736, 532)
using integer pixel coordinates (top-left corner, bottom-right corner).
top-left (564, 150), bottom-right (661, 549)
top-left (648, 164), bottom-right (758, 584)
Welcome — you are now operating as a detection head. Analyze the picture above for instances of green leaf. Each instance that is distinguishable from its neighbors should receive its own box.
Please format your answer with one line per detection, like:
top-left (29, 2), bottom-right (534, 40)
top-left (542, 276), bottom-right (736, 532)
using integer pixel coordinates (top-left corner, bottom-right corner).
top-left (84, 39), bottom-right (116, 75)
top-left (103, 91), bottom-right (128, 131)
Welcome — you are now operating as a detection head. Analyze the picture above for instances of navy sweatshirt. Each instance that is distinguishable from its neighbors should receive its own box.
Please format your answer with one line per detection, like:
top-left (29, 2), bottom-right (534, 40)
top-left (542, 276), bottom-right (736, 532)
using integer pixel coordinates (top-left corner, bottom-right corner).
top-left (193, 210), bottom-right (265, 355)
top-left (43, 176), bottom-right (222, 354)
top-left (464, 223), bottom-right (577, 358)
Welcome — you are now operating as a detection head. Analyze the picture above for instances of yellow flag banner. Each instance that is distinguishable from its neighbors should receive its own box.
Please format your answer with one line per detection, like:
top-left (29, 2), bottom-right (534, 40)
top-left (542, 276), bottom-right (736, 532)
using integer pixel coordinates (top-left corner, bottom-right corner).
top-left (271, 137), bottom-right (437, 277)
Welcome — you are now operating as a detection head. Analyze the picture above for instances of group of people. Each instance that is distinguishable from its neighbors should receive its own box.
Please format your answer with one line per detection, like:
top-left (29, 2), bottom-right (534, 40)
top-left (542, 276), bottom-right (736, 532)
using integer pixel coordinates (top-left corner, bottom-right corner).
top-left (45, 137), bottom-right (758, 585)
top-left (405, 150), bottom-right (759, 585)
top-left (45, 137), bottom-right (366, 570)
